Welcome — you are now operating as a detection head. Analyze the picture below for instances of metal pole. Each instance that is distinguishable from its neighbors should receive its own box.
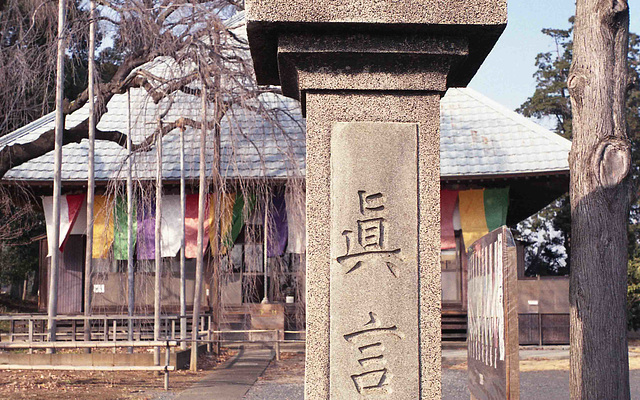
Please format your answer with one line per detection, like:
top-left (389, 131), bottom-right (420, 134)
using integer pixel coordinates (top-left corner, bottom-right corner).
top-left (48, 0), bottom-right (67, 351)
top-left (127, 89), bottom-right (135, 353)
top-left (262, 194), bottom-right (268, 303)
top-left (164, 342), bottom-right (171, 390)
top-left (83, 0), bottom-right (96, 350)
top-left (154, 119), bottom-right (163, 365)
top-left (179, 127), bottom-right (187, 351)
top-left (191, 85), bottom-right (207, 371)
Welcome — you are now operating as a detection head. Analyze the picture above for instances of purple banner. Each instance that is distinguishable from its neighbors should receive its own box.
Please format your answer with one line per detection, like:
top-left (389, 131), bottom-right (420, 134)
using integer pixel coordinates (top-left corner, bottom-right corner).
top-left (136, 199), bottom-right (155, 260)
top-left (267, 193), bottom-right (288, 257)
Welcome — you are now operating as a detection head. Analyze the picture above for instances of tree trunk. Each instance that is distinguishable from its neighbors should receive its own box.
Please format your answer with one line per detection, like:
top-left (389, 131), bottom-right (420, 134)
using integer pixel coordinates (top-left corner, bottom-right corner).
top-left (568, 0), bottom-right (631, 398)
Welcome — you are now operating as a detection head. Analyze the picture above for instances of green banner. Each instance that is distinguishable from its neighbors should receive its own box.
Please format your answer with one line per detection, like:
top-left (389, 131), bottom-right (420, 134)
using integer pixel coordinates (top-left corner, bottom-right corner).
top-left (483, 187), bottom-right (509, 232)
top-left (114, 196), bottom-right (137, 261)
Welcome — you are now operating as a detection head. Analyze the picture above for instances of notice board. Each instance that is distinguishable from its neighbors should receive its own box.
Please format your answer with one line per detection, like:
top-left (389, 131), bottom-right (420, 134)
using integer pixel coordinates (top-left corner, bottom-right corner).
top-left (467, 226), bottom-right (519, 400)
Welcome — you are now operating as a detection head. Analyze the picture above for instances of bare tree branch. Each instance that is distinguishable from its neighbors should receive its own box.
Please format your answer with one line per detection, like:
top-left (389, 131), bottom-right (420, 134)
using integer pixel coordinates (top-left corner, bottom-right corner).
top-left (0, 0), bottom-right (283, 183)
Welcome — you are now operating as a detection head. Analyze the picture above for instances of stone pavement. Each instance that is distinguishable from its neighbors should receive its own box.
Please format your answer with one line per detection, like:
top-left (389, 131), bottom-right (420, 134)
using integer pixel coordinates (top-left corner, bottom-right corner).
top-left (174, 346), bottom-right (274, 400)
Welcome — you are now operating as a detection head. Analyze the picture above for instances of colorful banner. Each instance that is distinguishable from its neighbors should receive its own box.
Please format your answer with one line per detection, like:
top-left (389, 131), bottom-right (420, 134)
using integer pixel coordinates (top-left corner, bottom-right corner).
top-left (136, 199), bottom-right (155, 260)
top-left (223, 193), bottom-right (247, 249)
top-left (185, 194), bottom-right (210, 259)
top-left (42, 194), bottom-right (86, 256)
top-left (93, 195), bottom-right (114, 259)
top-left (161, 195), bottom-right (183, 258)
top-left (457, 188), bottom-right (510, 248)
top-left (459, 189), bottom-right (489, 248)
top-left (285, 185), bottom-right (306, 254)
top-left (440, 190), bottom-right (459, 250)
top-left (209, 192), bottom-right (236, 255)
top-left (484, 188), bottom-right (510, 232)
top-left (267, 192), bottom-right (288, 257)
top-left (113, 196), bottom-right (137, 261)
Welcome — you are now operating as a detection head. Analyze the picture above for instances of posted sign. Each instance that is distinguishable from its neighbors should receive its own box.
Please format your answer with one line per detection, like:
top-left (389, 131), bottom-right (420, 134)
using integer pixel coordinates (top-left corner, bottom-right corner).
top-left (467, 226), bottom-right (519, 400)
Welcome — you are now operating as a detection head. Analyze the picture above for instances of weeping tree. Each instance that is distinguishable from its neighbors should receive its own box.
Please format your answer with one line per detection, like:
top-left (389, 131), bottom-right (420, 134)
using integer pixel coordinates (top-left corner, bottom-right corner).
top-left (0, 0), bottom-right (273, 179)
top-left (0, 0), bottom-right (100, 138)
top-left (568, 0), bottom-right (632, 397)
top-left (1, 0), bottom-right (306, 369)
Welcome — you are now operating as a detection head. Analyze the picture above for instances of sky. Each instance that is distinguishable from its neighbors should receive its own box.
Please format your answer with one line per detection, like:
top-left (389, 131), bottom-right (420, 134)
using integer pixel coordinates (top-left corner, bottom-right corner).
top-left (469, 1), bottom-right (640, 112)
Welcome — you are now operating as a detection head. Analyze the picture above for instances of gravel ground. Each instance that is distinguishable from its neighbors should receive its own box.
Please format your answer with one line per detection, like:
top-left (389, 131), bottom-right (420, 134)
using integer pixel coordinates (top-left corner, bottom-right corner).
top-left (244, 383), bottom-right (303, 400)
top-left (442, 370), bottom-right (570, 400)
top-left (245, 369), bottom-right (640, 400)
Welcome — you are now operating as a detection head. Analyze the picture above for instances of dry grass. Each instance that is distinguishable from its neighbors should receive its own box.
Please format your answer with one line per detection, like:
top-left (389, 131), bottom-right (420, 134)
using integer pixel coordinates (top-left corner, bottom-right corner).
top-left (0, 350), bottom-right (232, 400)
top-left (257, 352), bottom-right (305, 384)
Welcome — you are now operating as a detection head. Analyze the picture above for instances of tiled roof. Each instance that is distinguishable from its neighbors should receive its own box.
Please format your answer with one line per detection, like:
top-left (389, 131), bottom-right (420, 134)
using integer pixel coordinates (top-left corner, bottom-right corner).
top-left (440, 88), bottom-right (570, 178)
top-left (0, 87), bottom-right (570, 182)
top-left (1, 88), bottom-right (305, 182)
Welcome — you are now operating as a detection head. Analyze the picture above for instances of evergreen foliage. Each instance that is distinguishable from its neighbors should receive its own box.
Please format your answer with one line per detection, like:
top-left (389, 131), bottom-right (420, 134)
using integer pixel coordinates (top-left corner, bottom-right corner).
top-left (517, 17), bottom-right (640, 328)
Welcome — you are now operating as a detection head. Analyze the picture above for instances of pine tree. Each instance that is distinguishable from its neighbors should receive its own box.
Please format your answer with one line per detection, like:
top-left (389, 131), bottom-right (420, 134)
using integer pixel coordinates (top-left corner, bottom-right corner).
top-left (517, 17), bottom-right (640, 332)
top-left (517, 19), bottom-right (640, 266)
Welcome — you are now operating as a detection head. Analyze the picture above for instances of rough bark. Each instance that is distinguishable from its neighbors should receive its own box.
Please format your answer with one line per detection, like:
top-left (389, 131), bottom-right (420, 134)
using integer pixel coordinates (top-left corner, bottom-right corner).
top-left (568, 0), bottom-right (631, 398)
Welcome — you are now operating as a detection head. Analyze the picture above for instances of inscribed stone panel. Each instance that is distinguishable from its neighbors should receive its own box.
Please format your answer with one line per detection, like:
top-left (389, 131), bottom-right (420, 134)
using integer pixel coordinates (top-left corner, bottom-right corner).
top-left (330, 122), bottom-right (419, 399)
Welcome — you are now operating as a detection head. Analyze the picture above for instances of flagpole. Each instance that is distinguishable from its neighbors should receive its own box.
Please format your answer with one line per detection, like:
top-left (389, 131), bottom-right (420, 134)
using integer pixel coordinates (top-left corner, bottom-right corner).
top-left (83, 0), bottom-right (96, 348)
top-left (262, 193), bottom-right (269, 303)
top-left (48, 0), bottom-right (67, 350)
top-left (127, 89), bottom-right (135, 352)
top-left (154, 118), bottom-right (163, 366)
top-left (191, 82), bottom-right (208, 371)
top-left (179, 126), bottom-right (187, 351)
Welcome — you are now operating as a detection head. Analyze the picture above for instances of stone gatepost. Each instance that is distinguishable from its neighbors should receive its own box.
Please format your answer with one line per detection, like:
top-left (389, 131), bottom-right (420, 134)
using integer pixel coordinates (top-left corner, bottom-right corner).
top-left (245, 2), bottom-right (506, 398)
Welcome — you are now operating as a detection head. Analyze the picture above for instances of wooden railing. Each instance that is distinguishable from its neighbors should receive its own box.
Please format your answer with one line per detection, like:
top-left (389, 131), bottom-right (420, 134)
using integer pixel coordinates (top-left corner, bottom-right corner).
top-left (0, 313), bottom-right (213, 345)
top-left (0, 340), bottom-right (178, 390)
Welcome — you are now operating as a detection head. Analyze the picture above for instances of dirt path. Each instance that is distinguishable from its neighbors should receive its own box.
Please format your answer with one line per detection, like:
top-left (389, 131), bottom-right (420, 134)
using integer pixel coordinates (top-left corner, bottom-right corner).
top-left (0, 351), bottom-right (231, 400)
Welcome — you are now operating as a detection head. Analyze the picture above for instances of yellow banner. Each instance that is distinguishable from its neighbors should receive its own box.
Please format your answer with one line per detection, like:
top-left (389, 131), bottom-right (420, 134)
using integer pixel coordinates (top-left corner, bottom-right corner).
top-left (459, 189), bottom-right (489, 247)
top-left (209, 192), bottom-right (236, 255)
top-left (93, 195), bottom-right (114, 259)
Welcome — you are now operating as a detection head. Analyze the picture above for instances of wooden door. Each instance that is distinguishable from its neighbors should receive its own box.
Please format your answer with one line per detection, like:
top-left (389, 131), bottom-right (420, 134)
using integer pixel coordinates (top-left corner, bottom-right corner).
top-left (57, 235), bottom-right (85, 314)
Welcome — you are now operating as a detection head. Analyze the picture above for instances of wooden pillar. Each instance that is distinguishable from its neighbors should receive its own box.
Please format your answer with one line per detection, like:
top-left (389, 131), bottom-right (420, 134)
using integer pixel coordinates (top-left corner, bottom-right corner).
top-left (190, 86), bottom-right (207, 371)
top-left (48, 0), bottom-right (68, 350)
top-left (262, 193), bottom-right (269, 303)
top-left (83, 0), bottom-right (96, 349)
top-left (210, 32), bottom-right (223, 355)
top-left (127, 89), bottom-right (135, 353)
top-left (179, 127), bottom-right (187, 351)
top-left (154, 119), bottom-right (163, 365)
